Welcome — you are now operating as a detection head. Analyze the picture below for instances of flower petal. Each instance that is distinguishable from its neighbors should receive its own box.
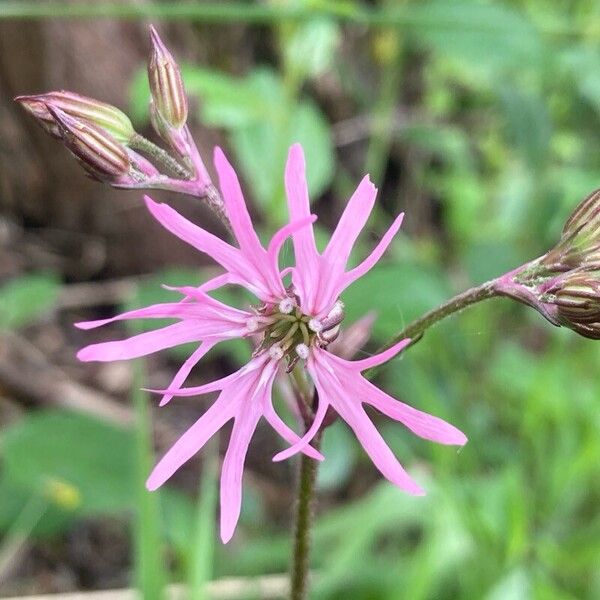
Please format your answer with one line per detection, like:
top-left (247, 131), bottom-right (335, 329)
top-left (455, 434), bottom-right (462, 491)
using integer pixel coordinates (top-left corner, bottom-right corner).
top-left (272, 392), bottom-right (329, 462)
top-left (263, 404), bottom-right (324, 462)
top-left (335, 338), bottom-right (411, 372)
top-left (77, 321), bottom-right (209, 362)
top-left (285, 144), bottom-right (321, 311)
top-left (75, 299), bottom-right (246, 330)
top-left (341, 212), bottom-right (404, 292)
top-left (221, 380), bottom-right (266, 544)
top-left (214, 147), bottom-right (265, 260)
top-left (335, 398), bottom-right (425, 495)
top-left (310, 354), bottom-right (425, 495)
top-left (158, 341), bottom-right (217, 407)
top-left (144, 195), bottom-right (243, 275)
top-left (146, 391), bottom-right (241, 491)
top-left (362, 378), bottom-right (468, 445)
top-left (267, 215), bottom-right (317, 276)
top-left (323, 175), bottom-right (377, 272)
top-left (150, 355), bottom-right (268, 398)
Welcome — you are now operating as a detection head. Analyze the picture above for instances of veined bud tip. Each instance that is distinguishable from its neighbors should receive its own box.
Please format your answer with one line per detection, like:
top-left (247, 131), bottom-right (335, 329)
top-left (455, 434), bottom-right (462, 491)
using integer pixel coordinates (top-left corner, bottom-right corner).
top-left (545, 188), bottom-right (600, 271)
top-left (16, 91), bottom-right (135, 143)
top-left (148, 26), bottom-right (188, 130)
top-left (48, 105), bottom-right (131, 182)
top-left (552, 272), bottom-right (600, 326)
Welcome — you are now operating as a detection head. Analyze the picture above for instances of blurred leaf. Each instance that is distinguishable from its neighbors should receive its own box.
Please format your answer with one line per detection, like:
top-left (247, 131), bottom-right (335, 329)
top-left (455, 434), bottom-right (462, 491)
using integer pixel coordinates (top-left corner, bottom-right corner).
top-left (343, 261), bottom-right (450, 341)
top-left (485, 567), bottom-right (531, 600)
top-left (2, 410), bottom-right (135, 514)
top-left (285, 18), bottom-right (340, 79)
top-left (407, 1), bottom-right (542, 69)
top-left (463, 241), bottom-right (522, 284)
top-left (184, 67), bottom-right (272, 129)
top-left (231, 92), bottom-right (334, 220)
top-left (499, 88), bottom-right (552, 171)
top-left (0, 273), bottom-right (60, 330)
top-left (0, 475), bottom-right (75, 537)
top-left (317, 421), bottom-right (356, 491)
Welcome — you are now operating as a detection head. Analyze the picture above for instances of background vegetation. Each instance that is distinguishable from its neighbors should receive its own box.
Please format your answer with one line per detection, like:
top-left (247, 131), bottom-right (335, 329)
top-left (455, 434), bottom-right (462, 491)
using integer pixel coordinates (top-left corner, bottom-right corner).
top-left (0, 1), bottom-right (599, 598)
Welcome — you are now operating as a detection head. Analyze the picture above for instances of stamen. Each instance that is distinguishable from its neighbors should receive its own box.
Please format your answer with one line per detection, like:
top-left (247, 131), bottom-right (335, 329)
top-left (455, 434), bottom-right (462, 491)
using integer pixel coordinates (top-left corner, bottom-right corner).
top-left (246, 317), bottom-right (260, 332)
top-left (295, 343), bottom-right (309, 359)
top-left (269, 345), bottom-right (284, 360)
top-left (279, 298), bottom-right (295, 314)
top-left (308, 318), bottom-right (323, 333)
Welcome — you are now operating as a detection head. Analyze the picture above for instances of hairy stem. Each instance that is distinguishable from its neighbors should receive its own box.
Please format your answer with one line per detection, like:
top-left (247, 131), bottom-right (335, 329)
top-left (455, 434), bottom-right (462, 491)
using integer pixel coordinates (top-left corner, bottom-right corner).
top-left (290, 431), bottom-right (321, 600)
top-left (131, 133), bottom-right (192, 179)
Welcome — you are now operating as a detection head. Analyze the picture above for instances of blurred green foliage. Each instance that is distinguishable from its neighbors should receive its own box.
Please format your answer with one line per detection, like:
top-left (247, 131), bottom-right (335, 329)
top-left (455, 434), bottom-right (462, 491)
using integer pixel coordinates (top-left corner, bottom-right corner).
top-left (2, 0), bottom-right (600, 598)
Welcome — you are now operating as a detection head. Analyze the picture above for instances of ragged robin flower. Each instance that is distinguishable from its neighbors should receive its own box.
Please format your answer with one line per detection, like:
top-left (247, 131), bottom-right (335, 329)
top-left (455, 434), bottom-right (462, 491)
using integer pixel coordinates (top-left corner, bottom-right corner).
top-left (76, 144), bottom-right (467, 543)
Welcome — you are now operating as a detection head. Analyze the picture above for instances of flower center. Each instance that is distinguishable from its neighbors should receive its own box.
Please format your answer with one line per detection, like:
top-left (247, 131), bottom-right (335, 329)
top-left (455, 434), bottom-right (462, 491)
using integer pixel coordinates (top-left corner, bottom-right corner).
top-left (248, 297), bottom-right (344, 370)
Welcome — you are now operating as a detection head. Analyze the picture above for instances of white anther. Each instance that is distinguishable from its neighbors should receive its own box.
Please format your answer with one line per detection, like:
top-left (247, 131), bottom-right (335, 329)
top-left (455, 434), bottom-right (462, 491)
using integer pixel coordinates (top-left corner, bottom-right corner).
top-left (269, 345), bottom-right (284, 360)
top-left (278, 298), bottom-right (295, 314)
top-left (295, 343), bottom-right (310, 359)
top-left (308, 318), bottom-right (323, 332)
top-left (246, 317), bottom-right (260, 332)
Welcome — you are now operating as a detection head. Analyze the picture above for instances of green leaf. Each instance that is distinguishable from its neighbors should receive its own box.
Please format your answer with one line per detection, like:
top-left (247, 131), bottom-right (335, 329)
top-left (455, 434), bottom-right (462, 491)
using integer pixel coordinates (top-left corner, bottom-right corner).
top-left (0, 474), bottom-right (75, 537)
top-left (343, 261), bottom-right (450, 341)
top-left (285, 18), bottom-right (340, 79)
top-left (406, 1), bottom-right (542, 70)
top-left (317, 421), bottom-right (356, 491)
top-left (232, 97), bottom-right (333, 221)
top-left (2, 410), bottom-right (135, 514)
top-left (0, 273), bottom-right (60, 330)
top-left (499, 88), bottom-right (552, 171)
top-left (184, 67), bottom-right (274, 129)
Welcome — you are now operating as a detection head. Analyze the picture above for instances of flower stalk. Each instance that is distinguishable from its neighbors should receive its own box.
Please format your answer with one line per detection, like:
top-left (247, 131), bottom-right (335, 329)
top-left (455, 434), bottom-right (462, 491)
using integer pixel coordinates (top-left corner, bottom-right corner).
top-left (290, 430), bottom-right (321, 600)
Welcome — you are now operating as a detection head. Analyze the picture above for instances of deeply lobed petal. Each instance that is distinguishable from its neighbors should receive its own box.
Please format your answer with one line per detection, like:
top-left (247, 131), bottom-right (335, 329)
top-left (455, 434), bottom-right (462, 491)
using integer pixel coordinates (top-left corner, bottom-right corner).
top-left (284, 144), bottom-right (404, 316)
top-left (308, 351), bottom-right (425, 495)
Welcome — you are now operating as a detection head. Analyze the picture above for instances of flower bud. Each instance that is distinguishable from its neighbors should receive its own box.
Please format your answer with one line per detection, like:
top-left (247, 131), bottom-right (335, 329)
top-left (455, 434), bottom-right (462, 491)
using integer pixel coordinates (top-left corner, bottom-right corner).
top-left (15, 91), bottom-right (135, 143)
top-left (551, 272), bottom-right (600, 325)
top-left (48, 106), bottom-right (131, 182)
top-left (148, 26), bottom-right (188, 130)
top-left (543, 188), bottom-right (600, 270)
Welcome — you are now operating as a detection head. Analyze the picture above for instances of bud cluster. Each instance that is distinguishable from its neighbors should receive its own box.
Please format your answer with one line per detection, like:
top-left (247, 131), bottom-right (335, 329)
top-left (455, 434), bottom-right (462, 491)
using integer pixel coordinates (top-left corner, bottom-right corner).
top-left (498, 188), bottom-right (600, 339)
top-left (15, 27), bottom-right (212, 197)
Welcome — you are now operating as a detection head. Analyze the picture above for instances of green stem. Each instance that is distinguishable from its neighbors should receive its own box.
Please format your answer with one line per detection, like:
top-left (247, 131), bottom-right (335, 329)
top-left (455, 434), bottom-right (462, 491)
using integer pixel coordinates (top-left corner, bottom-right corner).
top-left (132, 359), bottom-right (166, 600)
top-left (131, 133), bottom-right (192, 179)
top-left (0, 493), bottom-right (47, 582)
top-left (189, 437), bottom-right (219, 600)
top-left (290, 431), bottom-right (322, 600)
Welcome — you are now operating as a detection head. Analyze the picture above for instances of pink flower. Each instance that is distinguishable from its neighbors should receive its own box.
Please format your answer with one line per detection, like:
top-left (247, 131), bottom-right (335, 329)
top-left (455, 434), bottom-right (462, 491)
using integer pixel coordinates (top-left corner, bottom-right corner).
top-left (77, 144), bottom-right (466, 542)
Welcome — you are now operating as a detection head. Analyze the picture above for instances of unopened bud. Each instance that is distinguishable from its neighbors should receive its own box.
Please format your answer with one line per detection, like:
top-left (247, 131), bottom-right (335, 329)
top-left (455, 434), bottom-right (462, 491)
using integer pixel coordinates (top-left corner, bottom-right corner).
top-left (148, 26), bottom-right (188, 130)
top-left (549, 272), bottom-right (600, 325)
top-left (49, 106), bottom-right (131, 182)
top-left (16, 91), bottom-right (135, 143)
top-left (562, 189), bottom-right (600, 240)
top-left (543, 188), bottom-right (600, 270)
top-left (319, 300), bottom-right (345, 331)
